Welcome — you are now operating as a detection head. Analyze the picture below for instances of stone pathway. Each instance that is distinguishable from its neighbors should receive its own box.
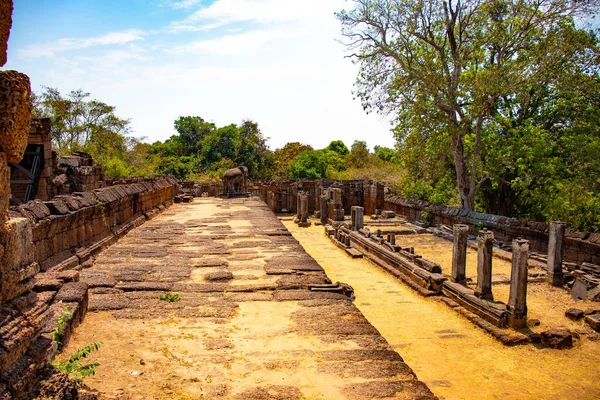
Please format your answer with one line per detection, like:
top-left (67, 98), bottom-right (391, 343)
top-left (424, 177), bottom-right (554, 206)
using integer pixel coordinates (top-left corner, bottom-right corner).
top-left (62, 197), bottom-right (435, 399)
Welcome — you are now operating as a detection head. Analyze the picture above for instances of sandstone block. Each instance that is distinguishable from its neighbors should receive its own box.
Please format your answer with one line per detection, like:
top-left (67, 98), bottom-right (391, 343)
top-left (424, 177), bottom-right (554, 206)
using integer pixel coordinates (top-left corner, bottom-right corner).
top-left (0, 0), bottom-right (12, 67)
top-left (585, 314), bottom-right (600, 331)
top-left (0, 70), bottom-right (32, 162)
top-left (540, 328), bottom-right (573, 349)
top-left (565, 308), bottom-right (585, 320)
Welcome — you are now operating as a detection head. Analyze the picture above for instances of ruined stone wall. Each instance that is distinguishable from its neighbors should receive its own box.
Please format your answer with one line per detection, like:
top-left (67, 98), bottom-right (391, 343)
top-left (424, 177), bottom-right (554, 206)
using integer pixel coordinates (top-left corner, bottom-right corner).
top-left (384, 196), bottom-right (600, 264)
top-left (12, 177), bottom-right (178, 269)
top-left (249, 180), bottom-right (384, 215)
top-left (9, 118), bottom-right (55, 202)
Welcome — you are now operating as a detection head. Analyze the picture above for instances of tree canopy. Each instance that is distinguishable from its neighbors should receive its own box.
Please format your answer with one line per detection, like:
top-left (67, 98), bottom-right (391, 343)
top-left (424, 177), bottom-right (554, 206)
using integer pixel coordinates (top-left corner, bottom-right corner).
top-left (337, 0), bottom-right (600, 211)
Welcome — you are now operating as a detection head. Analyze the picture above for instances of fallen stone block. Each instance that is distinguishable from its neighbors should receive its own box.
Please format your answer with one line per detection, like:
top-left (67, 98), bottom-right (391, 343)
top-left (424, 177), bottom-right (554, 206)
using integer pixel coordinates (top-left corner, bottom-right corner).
top-left (585, 314), bottom-right (600, 331)
top-left (565, 308), bottom-right (585, 320)
top-left (540, 328), bottom-right (573, 349)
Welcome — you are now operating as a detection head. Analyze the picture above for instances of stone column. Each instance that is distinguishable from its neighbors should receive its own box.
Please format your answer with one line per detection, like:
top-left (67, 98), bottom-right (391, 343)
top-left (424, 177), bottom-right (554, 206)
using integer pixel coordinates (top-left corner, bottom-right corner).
top-left (332, 188), bottom-right (342, 207)
top-left (475, 229), bottom-right (494, 300)
top-left (451, 224), bottom-right (469, 284)
top-left (508, 239), bottom-right (529, 328)
top-left (295, 193), bottom-right (302, 222)
top-left (298, 192), bottom-right (311, 227)
top-left (319, 194), bottom-right (328, 225)
top-left (547, 221), bottom-right (566, 286)
top-left (351, 206), bottom-right (364, 231)
top-left (331, 188), bottom-right (344, 223)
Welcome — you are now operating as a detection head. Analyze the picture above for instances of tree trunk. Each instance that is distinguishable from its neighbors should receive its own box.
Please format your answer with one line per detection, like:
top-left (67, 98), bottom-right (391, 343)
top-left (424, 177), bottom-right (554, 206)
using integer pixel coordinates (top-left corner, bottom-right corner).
top-left (452, 134), bottom-right (475, 210)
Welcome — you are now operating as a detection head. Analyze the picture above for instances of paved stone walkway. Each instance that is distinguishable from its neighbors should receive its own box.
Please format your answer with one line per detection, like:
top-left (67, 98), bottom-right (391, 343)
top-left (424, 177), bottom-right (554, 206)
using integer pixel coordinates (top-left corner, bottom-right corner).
top-left (64, 197), bottom-right (435, 399)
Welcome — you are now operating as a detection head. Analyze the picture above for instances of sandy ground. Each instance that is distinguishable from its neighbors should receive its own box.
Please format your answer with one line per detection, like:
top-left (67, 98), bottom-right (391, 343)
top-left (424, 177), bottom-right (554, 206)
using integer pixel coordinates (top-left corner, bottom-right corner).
top-left (283, 219), bottom-right (600, 400)
top-left (59, 199), bottom-right (434, 400)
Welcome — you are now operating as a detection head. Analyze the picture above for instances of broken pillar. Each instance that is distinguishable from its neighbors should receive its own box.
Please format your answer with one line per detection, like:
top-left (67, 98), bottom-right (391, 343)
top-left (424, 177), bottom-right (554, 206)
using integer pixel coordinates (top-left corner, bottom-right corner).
top-left (508, 239), bottom-right (529, 328)
top-left (351, 206), bottom-right (364, 231)
top-left (475, 229), bottom-right (494, 300)
top-left (297, 191), bottom-right (311, 227)
top-left (451, 224), bottom-right (469, 284)
top-left (547, 221), bottom-right (566, 287)
top-left (330, 188), bottom-right (344, 224)
top-left (319, 194), bottom-right (328, 225)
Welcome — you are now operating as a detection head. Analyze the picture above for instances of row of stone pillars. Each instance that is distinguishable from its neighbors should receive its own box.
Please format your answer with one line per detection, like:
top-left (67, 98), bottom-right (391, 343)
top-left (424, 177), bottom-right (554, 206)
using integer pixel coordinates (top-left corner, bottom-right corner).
top-left (451, 225), bottom-right (530, 327)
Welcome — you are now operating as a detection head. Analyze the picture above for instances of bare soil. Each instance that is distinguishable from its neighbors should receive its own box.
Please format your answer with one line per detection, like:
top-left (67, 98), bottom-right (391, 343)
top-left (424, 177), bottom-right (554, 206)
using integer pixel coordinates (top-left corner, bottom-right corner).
top-left (283, 219), bottom-right (600, 400)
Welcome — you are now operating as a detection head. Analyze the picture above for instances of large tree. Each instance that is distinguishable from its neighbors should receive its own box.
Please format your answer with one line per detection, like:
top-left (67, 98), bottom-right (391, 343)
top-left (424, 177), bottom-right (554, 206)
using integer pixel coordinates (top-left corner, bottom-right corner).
top-left (34, 87), bottom-right (131, 155)
top-left (337, 0), bottom-right (599, 210)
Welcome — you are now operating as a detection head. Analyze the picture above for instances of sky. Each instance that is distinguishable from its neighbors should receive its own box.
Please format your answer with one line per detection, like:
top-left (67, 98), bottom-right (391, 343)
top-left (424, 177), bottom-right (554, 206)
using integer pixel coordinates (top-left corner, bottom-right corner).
top-left (5, 0), bottom-right (396, 151)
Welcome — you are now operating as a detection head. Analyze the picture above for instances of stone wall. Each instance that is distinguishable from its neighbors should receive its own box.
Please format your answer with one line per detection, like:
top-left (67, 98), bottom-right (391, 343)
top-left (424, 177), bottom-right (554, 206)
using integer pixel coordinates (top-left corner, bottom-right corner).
top-left (12, 177), bottom-right (178, 270)
top-left (250, 180), bottom-right (384, 215)
top-left (384, 196), bottom-right (600, 264)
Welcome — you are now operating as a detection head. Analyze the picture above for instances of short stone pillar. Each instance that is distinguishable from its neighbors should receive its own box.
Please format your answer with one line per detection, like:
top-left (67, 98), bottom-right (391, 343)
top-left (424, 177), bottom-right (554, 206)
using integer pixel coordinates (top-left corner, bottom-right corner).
top-left (389, 234), bottom-right (396, 245)
top-left (297, 192), bottom-right (311, 227)
top-left (351, 206), bottom-right (364, 231)
top-left (475, 229), bottom-right (494, 300)
top-left (508, 239), bottom-right (529, 328)
top-left (331, 188), bottom-right (342, 206)
top-left (319, 195), bottom-right (328, 225)
top-left (331, 188), bottom-right (344, 223)
top-left (451, 224), bottom-right (469, 284)
top-left (296, 194), bottom-right (302, 221)
top-left (547, 221), bottom-right (566, 286)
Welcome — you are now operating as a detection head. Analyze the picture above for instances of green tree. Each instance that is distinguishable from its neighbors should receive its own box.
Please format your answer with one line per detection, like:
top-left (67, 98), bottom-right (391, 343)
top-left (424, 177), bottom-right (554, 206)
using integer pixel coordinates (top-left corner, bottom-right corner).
top-left (173, 116), bottom-right (216, 155)
top-left (337, 0), bottom-right (600, 210)
top-left (235, 120), bottom-right (274, 180)
top-left (326, 140), bottom-right (350, 156)
top-left (346, 140), bottom-right (369, 169)
top-left (290, 150), bottom-right (344, 179)
top-left (373, 145), bottom-right (396, 162)
top-left (34, 87), bottom-right (131, 155)
top-left (272, 142), bottom-right (314, 179)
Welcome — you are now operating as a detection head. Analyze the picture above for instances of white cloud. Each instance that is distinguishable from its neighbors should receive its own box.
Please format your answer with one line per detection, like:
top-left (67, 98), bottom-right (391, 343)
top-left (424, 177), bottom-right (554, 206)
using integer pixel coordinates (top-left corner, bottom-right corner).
top-left (167, 0), bottom-right (203, 9)
top-left (169, 28), bottom-right (293, 55)
top-left (12, 0), bottom-right (396, 151)
top-left (169, 0), bottom-right (346, 32)
top-left (19, 29), bottom-right (145, 58)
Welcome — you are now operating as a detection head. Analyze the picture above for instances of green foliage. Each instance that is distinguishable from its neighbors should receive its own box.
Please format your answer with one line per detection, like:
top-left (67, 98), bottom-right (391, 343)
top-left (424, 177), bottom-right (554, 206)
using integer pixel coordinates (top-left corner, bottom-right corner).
top-left (373, 146), bottom-right (396, 162)
top-left (51, 306), bottom-right (72, 345)
top-left (33, 87), bottom-right (150, 179)
top-left (272, 142), bottom-right (314, 180)
top-left (326, 140), bottom-right (349, 156)
top-left (346, 140), bottom-right (369, 169)
top-left (290, 150), bottom-right (345, 180)
top-left (337, 0), bottom-right (600, 211)
top-left (55, 342), bottom-right (103, 383)
top-left (153, 117), bottom-right (273, 181)
top-left (160, 292), bottom-right (181, 302)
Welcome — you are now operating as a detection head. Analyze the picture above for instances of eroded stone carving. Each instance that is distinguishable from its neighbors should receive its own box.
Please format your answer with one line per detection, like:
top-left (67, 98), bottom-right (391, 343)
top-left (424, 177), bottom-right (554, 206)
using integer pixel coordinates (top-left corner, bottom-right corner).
top-left (221, 165), bottom-right (249, 198)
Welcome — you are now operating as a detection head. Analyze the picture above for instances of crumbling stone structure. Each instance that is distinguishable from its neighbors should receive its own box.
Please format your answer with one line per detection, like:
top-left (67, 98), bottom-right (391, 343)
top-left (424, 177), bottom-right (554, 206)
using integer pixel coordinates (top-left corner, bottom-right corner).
top-left (327, 221), bottom-right (532, 345)
top-left (0, 8), bottom-right (179, 395)
top-left (252, 180), bottom-right (384, 217)
top-left (385, 196), bottom-right (600, 265)
top-left (53, 151), bottom-right (105, 194)
top-left (9, 118), bottom-right (55, 203)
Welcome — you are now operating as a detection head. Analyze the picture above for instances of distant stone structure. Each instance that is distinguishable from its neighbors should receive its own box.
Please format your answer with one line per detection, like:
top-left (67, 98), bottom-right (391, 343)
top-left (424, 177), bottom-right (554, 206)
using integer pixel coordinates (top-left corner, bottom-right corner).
top-left (221, 166), bottom-right (250, 198)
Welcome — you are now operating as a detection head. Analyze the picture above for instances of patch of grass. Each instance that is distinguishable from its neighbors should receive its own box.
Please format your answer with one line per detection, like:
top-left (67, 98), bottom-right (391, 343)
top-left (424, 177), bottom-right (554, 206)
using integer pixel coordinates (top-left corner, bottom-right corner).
top-left (160, 292), bottom-right (181, 302)
top-left (55, 342), bottom-right (103, 383)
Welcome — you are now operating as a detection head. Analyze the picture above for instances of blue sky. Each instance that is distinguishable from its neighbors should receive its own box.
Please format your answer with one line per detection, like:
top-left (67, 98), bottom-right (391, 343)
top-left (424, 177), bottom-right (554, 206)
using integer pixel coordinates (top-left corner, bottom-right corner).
top-left (5, 0), bottom-right (395, 150)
